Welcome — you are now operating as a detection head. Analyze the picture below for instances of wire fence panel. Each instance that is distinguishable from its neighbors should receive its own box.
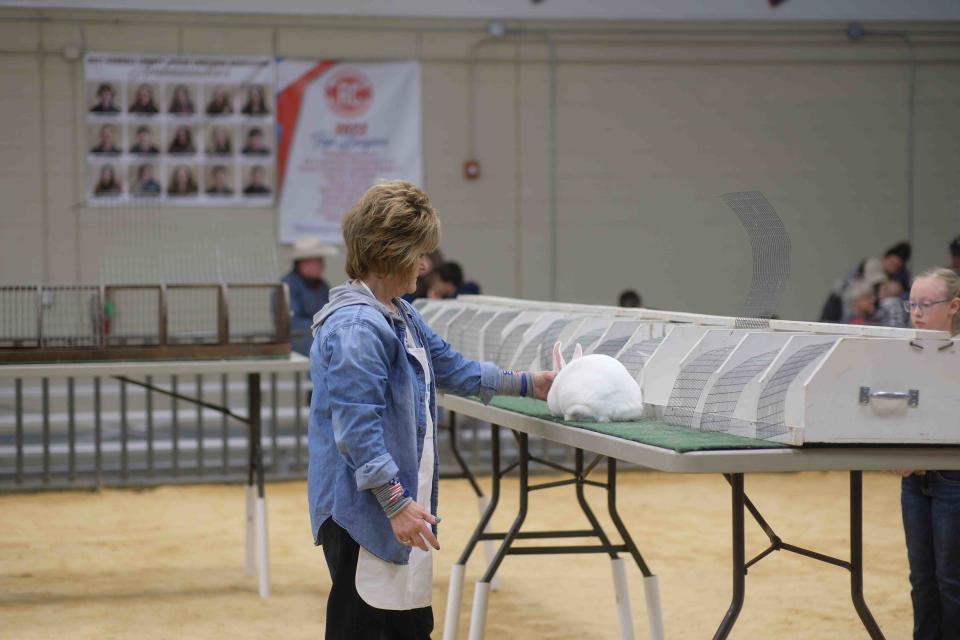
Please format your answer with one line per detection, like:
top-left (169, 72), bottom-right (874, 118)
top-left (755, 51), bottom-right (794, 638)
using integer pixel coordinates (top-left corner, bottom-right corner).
top-left (0, 372), bottom-right (511, 491)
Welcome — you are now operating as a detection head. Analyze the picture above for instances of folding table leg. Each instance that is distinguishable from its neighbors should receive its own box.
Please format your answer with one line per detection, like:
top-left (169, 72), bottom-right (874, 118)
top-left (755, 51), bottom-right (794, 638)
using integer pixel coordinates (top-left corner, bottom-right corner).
top-left (643, 575), bottom-right (664, 640)
top-left (610, 557), bottom-right (635, 640)
top-left (247, 373), bottom-right (270, 598)
top-left (444, 425), bottom-right (503, 640)
top-left (849, 471), bottom-right (884, 639)
top-left (448, 413), bottom-right (500, 591)
top-left (714, 472), bottom-right (745, 640)
top-left (245, 485), bottom-right (255, 576)
top-left (467, 582), bottom-right (492, 640)
top-left (467, 431), bottom-right (529, 640)
top-left (477, 495), bottom-right (500, 591)
top-left (256, 493), bottom-right (270, 598)
top-left (606, 458), bottom-right (663, 640)
top-left (245, 373), bottom-right (257, 577)
top-left (443, 563), bottom-right (467, 640)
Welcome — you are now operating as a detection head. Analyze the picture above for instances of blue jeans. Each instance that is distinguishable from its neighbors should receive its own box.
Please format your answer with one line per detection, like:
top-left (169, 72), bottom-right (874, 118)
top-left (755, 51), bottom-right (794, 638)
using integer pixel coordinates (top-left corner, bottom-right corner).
top-left (902, 471), bottom-right (960, 640)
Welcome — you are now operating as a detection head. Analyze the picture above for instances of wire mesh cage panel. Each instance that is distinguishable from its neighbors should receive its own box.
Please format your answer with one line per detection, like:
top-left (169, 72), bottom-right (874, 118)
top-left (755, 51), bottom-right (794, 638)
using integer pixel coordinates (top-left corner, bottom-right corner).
top-left (430, 307), bottom-right (466, 341)
top-left (756, 342), bottom-right (834, 440)
top-left (699, 349), bottom-right (780, 434)
top-left (664, 345), bottom-right (737, 427)
top-left (458, 310), bottom-right (496, 361)
top-left (618, 337), bottom-right (664, 377)
top-left (0, 287), bottom-right (41, 348)
top-left (446, 308), bottom-right (479, 353)
top-left (536, 317), bottom-right (581, 370)
top-left (166, 286), bottom-right (222, 345)
top-left (39, 286), bottom-right (103, 348)
top-left (511, 314), bottom-right (568, 371)
top-left (498, 321), bottom-right (535, 368)
top-left (418, 302), bottom-right (446, 324)
top-left (104, 286), bottom-right (161, 346)
top-left (482, 310), bottom-right (520, 363)
top-left (228, 285), bottom-right (279, 344)
top-left (592, 320), bottom-right (644, 358)
top-left (0, 282), bottom-right (289, 361)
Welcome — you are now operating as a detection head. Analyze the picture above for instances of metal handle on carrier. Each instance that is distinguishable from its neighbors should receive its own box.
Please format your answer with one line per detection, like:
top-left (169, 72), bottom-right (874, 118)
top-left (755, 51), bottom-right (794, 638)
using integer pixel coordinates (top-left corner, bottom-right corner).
top-left (859, 386), bottom-right (919, 407)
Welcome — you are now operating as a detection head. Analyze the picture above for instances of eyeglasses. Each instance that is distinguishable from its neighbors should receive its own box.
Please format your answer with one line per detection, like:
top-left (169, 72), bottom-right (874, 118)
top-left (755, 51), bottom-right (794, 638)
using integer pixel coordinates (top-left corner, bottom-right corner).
top-left (902, 299), bottom-right (951, 313)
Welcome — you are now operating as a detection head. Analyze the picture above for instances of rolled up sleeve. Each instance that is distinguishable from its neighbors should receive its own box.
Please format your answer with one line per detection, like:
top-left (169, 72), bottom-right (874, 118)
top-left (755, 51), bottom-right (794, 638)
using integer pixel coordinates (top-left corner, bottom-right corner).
top-left (323, 322), bottom-right (399, 490)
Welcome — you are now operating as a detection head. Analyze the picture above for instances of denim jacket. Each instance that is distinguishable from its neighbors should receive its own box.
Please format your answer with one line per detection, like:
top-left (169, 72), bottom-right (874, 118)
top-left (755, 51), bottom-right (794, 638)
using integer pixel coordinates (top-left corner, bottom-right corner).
top-left (308, 282), bottom-right (501, 564)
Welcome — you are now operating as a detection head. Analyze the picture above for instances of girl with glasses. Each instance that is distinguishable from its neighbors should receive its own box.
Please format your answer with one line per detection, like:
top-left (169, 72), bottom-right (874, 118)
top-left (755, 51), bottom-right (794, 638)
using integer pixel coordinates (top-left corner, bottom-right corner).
top-left (900, 267), bottom-right (960, 640)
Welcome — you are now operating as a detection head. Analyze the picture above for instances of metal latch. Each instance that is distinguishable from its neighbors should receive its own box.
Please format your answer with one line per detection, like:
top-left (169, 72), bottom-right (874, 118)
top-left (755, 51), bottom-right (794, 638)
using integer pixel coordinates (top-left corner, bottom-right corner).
top-left (859, 387), bottom-right (919, 407)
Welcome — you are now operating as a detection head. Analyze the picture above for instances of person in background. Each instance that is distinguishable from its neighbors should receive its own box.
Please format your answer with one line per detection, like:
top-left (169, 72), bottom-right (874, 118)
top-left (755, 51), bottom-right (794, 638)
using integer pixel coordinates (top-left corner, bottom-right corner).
top-left (427, 262), bottom-right (480, 299)
top-left (167, 165), bottom-right (198, 196)
top-left (950, 235), bottom-right (960, 274)
top-left (168, 126), bottom-right (196, 155)
top-left (93, 165), bottom-right (121, 196)
top-left (90, 124), bottom-right (121, 155)
top-left (168, 84), bottom-right (195, 115)
top-left (282, 237), bottom-right (338, 356)
top-left (242, 85), bottom-right (270, 115)
top-left (822, 245), bottom-right (911, 322)
top-left (205, 86), bottom-right (233, 115)
top-left (129, 126), bottom-right (159, 155)
top-left (881, 241), bottom-right (913, 293)
top-left (900, 267), bottom-right (960, 640)
top-left (129, 84), bottom-right (159, 114)
top-left (402, 249), bottom-right (444, 302)
top-left (307, 180), bottom-right (555, 640)
top-left (873, 279), bottom-right (910, 328)
top-left (618, 289), bottom-right (643, 308)
top-left (90, 83), bottom-right (120, 113)
top-left (133, 164), bottom-right (160, 197)
top-left (842, 279), bottom-right (877, 325)
top-left (205, 166), bottom-right (233, 196)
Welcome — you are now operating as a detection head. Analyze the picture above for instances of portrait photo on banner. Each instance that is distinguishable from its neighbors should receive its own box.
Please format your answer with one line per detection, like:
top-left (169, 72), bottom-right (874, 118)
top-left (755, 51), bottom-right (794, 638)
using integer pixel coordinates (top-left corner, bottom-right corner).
top-left (84, 53), bottom-right (276, 207)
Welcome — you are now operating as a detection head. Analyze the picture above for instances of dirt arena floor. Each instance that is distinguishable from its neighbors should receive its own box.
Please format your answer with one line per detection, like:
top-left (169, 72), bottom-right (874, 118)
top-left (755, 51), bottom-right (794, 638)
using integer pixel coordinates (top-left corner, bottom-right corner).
top-left (1, 471), bottom-right (912, 639)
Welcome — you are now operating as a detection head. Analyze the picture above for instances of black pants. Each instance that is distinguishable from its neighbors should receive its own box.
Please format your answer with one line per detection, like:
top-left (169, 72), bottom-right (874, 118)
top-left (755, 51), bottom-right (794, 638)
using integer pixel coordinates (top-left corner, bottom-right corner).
top-left (321, 518), bottom-right (434, 640)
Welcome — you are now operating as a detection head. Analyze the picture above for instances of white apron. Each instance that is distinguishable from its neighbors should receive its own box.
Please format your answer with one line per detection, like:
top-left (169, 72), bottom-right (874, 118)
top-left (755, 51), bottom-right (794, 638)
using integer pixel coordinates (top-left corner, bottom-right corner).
top-left (355, 324), bottom-right (435, 610)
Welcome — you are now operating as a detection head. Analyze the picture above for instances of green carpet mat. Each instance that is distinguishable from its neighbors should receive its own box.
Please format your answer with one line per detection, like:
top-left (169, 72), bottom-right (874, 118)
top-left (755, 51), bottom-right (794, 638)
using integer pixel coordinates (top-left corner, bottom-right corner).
top-left (486, 396), bottom-right (788, 453)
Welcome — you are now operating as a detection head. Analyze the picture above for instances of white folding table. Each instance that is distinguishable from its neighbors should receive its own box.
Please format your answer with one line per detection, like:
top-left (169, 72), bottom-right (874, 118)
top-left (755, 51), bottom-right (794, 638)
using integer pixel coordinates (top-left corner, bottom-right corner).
top-left (439, 393), bottom-right (960, 640)
top-left (0, 354), bottom-right (310, 599)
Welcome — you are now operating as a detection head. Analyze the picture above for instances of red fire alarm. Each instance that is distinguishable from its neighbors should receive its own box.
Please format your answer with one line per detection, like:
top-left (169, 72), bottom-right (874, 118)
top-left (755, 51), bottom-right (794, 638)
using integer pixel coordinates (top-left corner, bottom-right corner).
top-left (463, 159), bottom-right (480, 180)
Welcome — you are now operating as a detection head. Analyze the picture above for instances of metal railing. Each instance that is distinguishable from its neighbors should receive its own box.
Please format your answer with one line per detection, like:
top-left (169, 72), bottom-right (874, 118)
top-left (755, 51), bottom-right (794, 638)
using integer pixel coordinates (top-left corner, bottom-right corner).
top-left (1, 372), bottom-right (572, 492)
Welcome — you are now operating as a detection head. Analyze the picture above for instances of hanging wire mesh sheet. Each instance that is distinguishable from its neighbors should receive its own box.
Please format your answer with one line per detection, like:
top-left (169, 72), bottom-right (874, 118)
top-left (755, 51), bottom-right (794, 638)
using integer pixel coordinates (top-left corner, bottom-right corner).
top-left (723, 191), bottom-right (791, 329)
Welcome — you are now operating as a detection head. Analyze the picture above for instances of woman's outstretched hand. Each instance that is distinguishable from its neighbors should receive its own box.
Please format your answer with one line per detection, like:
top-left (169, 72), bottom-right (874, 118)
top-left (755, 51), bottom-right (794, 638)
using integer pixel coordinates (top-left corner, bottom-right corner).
top-left (532, 371), bottom-right (558, 401)
top-left (390, 501), bottom-right (439, 551)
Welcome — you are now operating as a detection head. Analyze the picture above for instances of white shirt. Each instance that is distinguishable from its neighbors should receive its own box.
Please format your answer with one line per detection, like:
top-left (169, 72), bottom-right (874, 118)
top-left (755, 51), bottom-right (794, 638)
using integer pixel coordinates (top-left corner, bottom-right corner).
top-left (355, 324), bottom-right (435, 610)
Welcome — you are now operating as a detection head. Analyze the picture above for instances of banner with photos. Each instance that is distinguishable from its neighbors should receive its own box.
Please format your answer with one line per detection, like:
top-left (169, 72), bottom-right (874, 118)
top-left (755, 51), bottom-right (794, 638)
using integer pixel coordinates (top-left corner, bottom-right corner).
top-left (84, 53), bottom-right (276, 206)
top-left (276, 60), bottom-right (422, 244)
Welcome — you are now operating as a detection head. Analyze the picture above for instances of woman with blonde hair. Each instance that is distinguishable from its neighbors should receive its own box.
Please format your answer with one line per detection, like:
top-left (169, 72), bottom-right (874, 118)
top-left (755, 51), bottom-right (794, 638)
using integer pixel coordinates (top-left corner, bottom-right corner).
top-left (308, 181), bottom-right (555, 639)
top-left (900, 267), bottom-right (960, 640)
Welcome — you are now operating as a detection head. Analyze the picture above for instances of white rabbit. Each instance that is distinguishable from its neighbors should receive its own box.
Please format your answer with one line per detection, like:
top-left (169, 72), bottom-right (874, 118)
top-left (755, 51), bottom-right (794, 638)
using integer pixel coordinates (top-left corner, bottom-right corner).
top-left (546, 341), bottom-right (644, 423)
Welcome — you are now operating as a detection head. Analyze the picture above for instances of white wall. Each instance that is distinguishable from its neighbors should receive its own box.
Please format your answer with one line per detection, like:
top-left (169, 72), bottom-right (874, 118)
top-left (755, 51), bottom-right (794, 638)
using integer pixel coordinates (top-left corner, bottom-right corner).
top-left (0, 8), bottom-right (958, 321)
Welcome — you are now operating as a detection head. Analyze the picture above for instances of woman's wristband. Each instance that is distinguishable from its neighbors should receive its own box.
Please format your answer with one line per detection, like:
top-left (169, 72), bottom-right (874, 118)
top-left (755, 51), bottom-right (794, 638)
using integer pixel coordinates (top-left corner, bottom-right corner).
top-left (372, 476), bottom-right (413, 519)
top-left (497, 370), bottom-right (534, 397)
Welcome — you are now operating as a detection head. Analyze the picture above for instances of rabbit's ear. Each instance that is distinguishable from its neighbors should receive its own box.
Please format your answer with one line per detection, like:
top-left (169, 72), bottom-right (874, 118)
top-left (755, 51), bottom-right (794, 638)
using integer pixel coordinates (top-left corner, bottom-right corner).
top-left (552, 341), bottom-right (566, 371)
top-left (573, 343), bottom-right (583, 361)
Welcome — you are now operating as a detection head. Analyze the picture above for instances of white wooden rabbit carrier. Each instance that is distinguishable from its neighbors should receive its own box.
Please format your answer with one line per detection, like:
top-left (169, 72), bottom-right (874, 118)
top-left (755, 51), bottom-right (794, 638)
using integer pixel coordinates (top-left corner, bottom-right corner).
top-left (415, 296), bottom-right (959, 446)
